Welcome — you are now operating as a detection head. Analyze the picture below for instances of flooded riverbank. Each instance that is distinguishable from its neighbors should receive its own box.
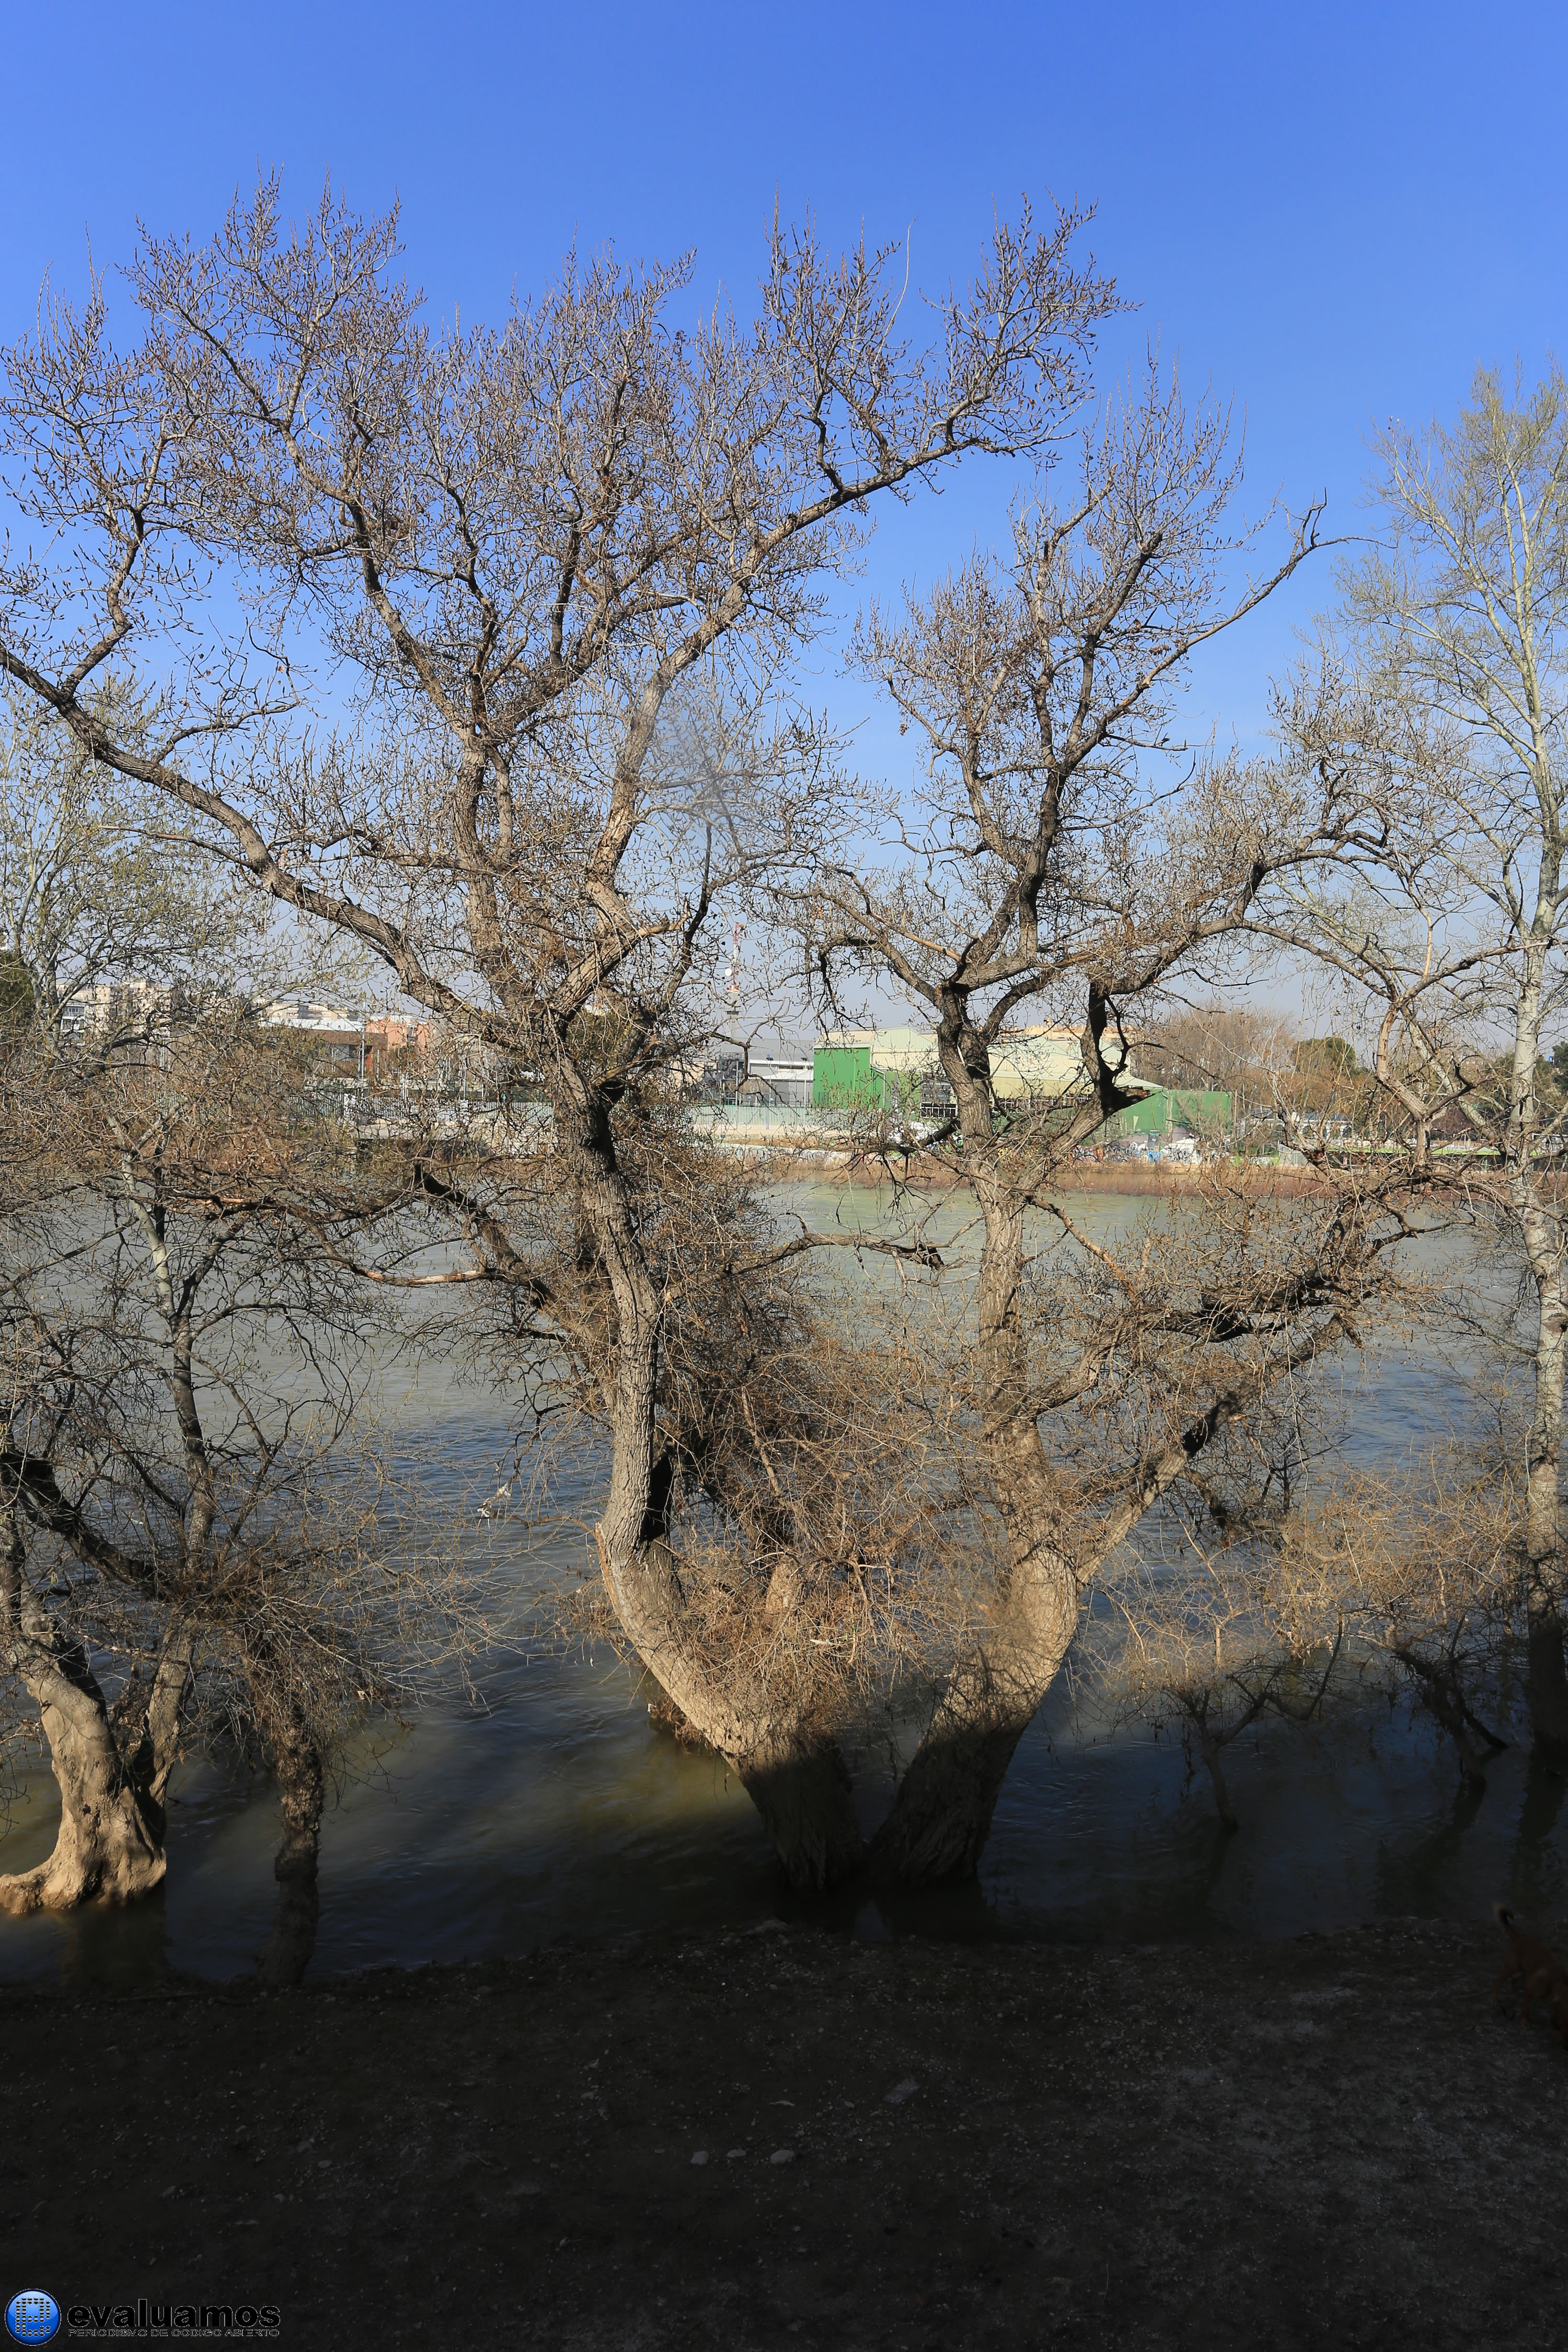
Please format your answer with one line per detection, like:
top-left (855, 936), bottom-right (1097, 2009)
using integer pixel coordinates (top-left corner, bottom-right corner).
top-left (1, 1186), bottom-right (1558, 1989)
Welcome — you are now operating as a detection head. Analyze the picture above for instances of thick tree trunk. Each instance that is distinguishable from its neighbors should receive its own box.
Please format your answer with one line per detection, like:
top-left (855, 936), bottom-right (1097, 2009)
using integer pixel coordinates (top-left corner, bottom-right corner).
top-left (576, 1104), bottom-right (735, 1753)
top-left (647, 1676), bottom-right (864, 1886)
top-left (618, 1537), bottom-right (866, 1887)
top-left (737, 1735), bottom-right (863, 1890)
top-left (869, 1650), bottom-right (1054, 1883)
top-left (872, 1172), bottom-right (1079, 1883)
top-left (1525, 1584), bottom-right (1568, 1753)
top-left (0, 1687), bottom-right (167, 1913)
top-left (1522, 1270), bottom-right (1568, 1750)
top-left (571, 1099), bottom-right (867, 1890)
top-left (0, 1532), bottom-right (185, 1913)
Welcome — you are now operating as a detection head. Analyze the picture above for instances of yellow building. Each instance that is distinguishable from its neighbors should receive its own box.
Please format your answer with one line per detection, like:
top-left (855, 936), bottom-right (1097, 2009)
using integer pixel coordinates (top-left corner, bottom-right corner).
top-left (813, 1024), bottom-right (1105, 1109)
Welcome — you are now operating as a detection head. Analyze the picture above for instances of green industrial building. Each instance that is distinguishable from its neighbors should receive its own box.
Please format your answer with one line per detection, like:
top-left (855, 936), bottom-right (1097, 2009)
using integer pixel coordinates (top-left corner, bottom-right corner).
top-left (812, 1026), bottom-right (1095, 1113)
top-left (809, 1030), bottom-right (1241, 1138)
top-left (810, 1031), bottom-right (1232, 1141)
top-left (1102, 1087), bottom-right (1233, 1138)
top-left (811, 1039), bottom-right (913, 1110)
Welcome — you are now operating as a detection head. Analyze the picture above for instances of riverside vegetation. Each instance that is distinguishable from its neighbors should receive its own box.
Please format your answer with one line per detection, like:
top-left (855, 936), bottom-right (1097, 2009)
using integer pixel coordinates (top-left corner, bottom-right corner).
top-left (0, 177), bottom-right (1564, 1980)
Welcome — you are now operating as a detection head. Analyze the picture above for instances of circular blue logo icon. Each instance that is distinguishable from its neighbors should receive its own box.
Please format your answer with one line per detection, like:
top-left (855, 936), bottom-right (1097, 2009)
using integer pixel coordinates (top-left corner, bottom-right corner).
top-left (5, 2293), bottom-right (60, 2345)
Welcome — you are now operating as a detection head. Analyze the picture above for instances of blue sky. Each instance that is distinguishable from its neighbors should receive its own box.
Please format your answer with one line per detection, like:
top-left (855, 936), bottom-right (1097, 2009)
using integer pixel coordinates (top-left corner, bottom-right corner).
top-left (7, 2), bottom-right (1563, 682)
top-left (5, 0), bottom-right (1565, 1024)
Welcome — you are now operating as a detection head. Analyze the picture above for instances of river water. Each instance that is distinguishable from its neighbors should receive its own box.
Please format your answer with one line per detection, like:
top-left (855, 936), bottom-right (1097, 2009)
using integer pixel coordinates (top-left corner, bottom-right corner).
top-left (2, 1183), bottom-right (1563, 1986)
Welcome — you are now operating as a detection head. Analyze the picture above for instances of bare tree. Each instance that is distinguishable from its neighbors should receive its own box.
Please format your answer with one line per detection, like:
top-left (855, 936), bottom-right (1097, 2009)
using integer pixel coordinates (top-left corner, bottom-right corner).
top-left (1098, 1417), bottom-right (1520, 1821)
top-left (0, 689), bottom-right (257, 1035)
top-left (0, 177), bottom-right (1115, 1885)
top-left (0, 1012), bottom-right (474, 1966)
top-left (1264, 367), bottom-right (1568, 1752)
top-left (1281, 1442), bottom-right (1520, 1790)
top-left (800, 361), bottom-right (1407, 1878)
top-left (1130, 1002), bottom-right (1297, 1116)
top-left (1097, 1521), bottom-right (1345, 1832)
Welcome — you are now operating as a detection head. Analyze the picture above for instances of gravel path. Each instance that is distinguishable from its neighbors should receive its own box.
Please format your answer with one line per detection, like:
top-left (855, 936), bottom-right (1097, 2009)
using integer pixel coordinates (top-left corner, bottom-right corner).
top-left (5, 1915), bottom-right (1564, 2347)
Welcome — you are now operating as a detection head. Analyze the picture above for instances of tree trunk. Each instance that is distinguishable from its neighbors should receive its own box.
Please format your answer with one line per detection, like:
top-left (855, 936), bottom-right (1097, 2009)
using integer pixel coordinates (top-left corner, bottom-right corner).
top-left (737, 1734), bottom-right (863, 1890)
top-left (645, 1671), bottom-right (865, 1887)
top-left (0, 1531), bottom-right (181, 1913)
top-left (258, 1721), bottom-right (324, 1989)
top-left (869, 1648), bottom-right (1055, 1882)
top-left (0, 1686), bottom-right (167, 1913)
top-left (1521, 1266), bottom-right (1568, 1750)
top-left (573, 1102), bottom-right (867, 1890)
top-left (1402, 1659), bottom-right (1493, 1790)
top-left (1509, 924), bottom-right (1568, 1754)
top-left (1195, 1717), bottom-right (1240, 1834)
top-left (871, 1169), bottom-right (1079, 1883)
top-left (1523, 1262), bottom-right (1568, 1747)
top-left (1525, 1582), bottom-right (1568, 1754)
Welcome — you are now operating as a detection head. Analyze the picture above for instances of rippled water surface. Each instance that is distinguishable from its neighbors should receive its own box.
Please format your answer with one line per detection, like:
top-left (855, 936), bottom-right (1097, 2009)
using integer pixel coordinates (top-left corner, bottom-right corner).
top-left (3, 1184), bottom-right (1562, 1986)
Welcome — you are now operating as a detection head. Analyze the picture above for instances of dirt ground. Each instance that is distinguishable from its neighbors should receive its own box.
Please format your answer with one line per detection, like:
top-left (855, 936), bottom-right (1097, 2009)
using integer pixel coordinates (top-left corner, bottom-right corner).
top-left (5, 1914), bottom-right (1565, 2349)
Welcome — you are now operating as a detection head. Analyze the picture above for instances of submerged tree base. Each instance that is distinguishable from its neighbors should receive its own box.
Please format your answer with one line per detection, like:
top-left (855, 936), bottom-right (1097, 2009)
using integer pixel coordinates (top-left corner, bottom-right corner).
top-left (0, 1747), bottom-right (168, 1915)
top-left (0, 1806), bottom-right (165, 1914)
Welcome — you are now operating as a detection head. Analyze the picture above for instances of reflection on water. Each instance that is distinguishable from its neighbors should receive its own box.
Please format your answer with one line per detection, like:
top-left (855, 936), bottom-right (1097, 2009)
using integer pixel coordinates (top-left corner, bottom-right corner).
top-left (2, 1185), bottom-right (1562, 1986)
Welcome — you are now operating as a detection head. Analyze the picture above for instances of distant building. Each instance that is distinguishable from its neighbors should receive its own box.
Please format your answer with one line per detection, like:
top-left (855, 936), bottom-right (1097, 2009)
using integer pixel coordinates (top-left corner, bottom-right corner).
top-left (812, 1024), bottom-right (1117, 1114)
top-left (256, 998), bottom-right (432, 1080)
top-left (689, 1044), bottom-right (745, 1102)
top-left (736, 1051), bottom-right (814, 1108)
top-left (53, 981), bottom-right (433, 1083)
top-left (813, 1028), bottom-right (944, 1112)
top-left (59, 976), bottom-right (179, 1041)
top-left (257, 995), bottom-right (366, 1072)
top-left (671, 1044), bottom-right (815, 1106)
top-left (257, 995), bottom-right (361, 1034)
top-left (1102, 1087), bottom-right (1233, 1142)
top-left (363, 1014), bottom-right (432, 1078)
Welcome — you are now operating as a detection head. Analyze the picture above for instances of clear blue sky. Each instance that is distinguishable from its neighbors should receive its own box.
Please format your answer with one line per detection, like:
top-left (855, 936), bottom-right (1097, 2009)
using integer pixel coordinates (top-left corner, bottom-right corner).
top-left (4, 0), bottom-right (1564, 1025)
top-left (6, 0), bottom-right (1563, 719)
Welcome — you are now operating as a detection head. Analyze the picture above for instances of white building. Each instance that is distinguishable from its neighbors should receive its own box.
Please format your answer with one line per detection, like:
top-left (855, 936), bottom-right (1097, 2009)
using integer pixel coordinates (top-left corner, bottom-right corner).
top-left (256, 995), bottom-right (365, 1034)
top-left (821, 1022), bottom-right (1124, 1104)
top-left (737, 1051), bottom-right (814, 1108)
top-left (59, 977), bottom-right (178, 1041)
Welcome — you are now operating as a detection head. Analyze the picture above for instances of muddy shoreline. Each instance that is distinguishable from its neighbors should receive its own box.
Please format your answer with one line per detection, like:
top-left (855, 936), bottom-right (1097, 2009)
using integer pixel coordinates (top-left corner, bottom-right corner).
top-left (745, 1150), bottom-right (1341, 1197)
top-left (7, 1915), bottom-right (1564, 2348)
